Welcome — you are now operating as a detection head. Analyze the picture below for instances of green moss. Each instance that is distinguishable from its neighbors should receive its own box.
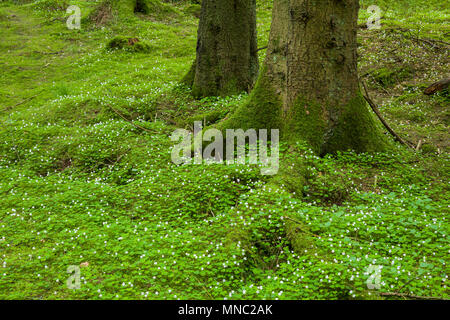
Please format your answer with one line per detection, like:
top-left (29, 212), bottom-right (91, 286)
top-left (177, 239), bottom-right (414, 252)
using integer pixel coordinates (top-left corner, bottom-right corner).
top-left (185, 4), bottom-right (201, 18)
top-left (134, 0), bottom-right (176, 15)
top-left (181, 62), bottom-right (195, 87)
top-left (217, 76), bottom-right (389, 155)
top-left (285, 92), bottom-right (390, 154)
top-left (321, 93), bottom-right (391, 154)
top-left (30, 0), bottom-right (68, 11)
top-left (216, 66), bottom-right (283, 133)
top-left (421, 143), bottom-right (438, 154)
top-left (106, 36), bottom-right (153, 53)
top-left (272, 153), bottom-right (307, 197)
top-left (181, 109), bottom-right (228, 128)
top-left (284, 220), bottom-right (315, 253)
top-left (132, 41), bottom-right (152, 52)
top-left (370, 66), bottom-right (413, 88)
top-left (287, 96), bottom-right (327, 152)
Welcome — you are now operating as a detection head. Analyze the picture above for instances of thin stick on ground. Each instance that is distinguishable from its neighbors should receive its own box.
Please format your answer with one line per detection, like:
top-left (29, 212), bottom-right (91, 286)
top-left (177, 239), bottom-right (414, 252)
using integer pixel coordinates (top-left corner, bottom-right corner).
top-left (2, 91), bottom-right (42, 112)
top-left (360, 80), bottom-right (415, 149)
top-left (423, 78), bottom-right (450, 95)
top-left (106, 104), bottom-right (156, 133)
top-left (284, 216), bottom-right (321, 239)
top-left (380, 292), bottom-right (445, 300)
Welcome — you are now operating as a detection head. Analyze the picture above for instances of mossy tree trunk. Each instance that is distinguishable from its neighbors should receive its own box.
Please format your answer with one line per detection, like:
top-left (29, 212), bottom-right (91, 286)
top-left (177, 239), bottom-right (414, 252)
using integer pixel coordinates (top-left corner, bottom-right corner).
top-left (183, 0), bottom-right (259, 98)
top-left (219, 0), bottom-right (388, 154)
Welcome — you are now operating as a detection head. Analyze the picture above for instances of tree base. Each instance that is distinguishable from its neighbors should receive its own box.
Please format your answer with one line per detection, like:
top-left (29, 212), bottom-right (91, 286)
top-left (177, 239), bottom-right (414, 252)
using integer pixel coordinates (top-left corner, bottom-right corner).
top-left (216, 67), bottom-right (390, 155)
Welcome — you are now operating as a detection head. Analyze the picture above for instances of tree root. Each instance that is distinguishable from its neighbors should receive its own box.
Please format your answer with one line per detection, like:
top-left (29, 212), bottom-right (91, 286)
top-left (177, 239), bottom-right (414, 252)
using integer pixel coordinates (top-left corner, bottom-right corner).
top-left (361, 80), bottom-right (415, 149)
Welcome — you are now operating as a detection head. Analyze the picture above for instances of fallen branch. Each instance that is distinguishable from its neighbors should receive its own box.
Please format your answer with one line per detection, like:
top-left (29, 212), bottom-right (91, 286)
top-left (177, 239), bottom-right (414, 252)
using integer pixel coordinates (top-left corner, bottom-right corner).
top-left (360, 80), bottom-right (414, 149)
top-left (380, 292), bottom-right (445, 300)
top-left (255, 45), bottom-right (268, 53)
top-left (106, 104), bottom-right (156, 133)
top-left (385, 27), bottom-right (449, 50)
top-left (2, 92), bottom-right (42, 112)
top-left (411, 36), bottom-right (450, 49)
top-left (415, 140), bottom-right (423, 152)
top-left (33, 50), bottom-right (64, 55)
top-left (423, 38), bottom-right (450, 46)
top-left (424, 78), bottom-right (450, 95)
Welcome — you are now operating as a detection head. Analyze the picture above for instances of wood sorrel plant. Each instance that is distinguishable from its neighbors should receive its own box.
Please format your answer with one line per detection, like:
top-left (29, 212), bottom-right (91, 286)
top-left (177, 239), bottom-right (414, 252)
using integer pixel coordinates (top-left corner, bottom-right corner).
top-left (171, 121), bottom-right (280, 176)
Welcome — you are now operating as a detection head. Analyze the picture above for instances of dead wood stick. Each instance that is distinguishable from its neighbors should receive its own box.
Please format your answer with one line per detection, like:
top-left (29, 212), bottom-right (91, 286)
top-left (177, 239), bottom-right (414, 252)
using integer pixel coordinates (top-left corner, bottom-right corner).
top-left (2, 92), bottom-right (41, 112)
top-left (423, 38), bottom-right (450, 46)
top-left (424, 78), bottom-right (450, 95)
top-left (380, 292), bottom-right (445, 300)
top-left (361, 80), bottom-right (414, 149)
top-left (255, 45), bottom-right (268, 53)
top-left (33, 50), bottom-right (64, 55)
top-left (106, 104), bottom-right (155, 133)
top-left (415, 140), bottom-right (423, 152)
top-left (284, 216), bottom-right (321, 238)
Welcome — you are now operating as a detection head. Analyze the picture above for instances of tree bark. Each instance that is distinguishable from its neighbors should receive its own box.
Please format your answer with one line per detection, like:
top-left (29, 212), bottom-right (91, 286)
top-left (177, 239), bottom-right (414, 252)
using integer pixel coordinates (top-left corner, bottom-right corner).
top-left (218, 0), bottom-right (388, 154)
top-left (183, 0), bottom-right (259, 98)
top-left (424, 78), bottom-right (450, 95)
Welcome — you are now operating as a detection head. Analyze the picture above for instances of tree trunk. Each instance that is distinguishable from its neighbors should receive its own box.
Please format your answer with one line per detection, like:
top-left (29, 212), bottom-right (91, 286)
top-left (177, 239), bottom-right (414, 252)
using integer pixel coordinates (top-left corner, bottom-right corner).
top-left (183, 0), bottom-right (259, 98)
top-left (218, 0), bottom-right (388, 154)
top-left (91, 0), bottom-right (164, 20)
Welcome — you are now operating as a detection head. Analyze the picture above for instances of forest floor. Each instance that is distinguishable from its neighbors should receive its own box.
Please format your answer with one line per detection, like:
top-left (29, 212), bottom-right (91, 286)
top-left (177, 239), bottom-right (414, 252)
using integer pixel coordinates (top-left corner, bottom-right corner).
top-left (0, 0), bottom-right (448, 299)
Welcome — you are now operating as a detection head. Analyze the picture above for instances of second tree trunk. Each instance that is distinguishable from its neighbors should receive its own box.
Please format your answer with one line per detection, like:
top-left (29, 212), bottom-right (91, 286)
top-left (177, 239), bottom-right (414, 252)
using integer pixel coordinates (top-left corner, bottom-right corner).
top-left (184, 0), bottom-right (259, 98)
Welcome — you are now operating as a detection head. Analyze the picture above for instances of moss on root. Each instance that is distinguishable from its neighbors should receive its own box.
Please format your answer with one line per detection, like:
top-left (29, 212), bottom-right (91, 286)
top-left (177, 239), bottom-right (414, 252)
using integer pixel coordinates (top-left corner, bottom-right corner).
top-left (106, 36), bottom-right (153, 53)
top-left (214, 65), bottom-right (390, 155)
top-left (181, 62), bottom-right (196, 87)
top-left (223, 162), bottom-right (322, 265)
top-left (286, 92), bottom-right (390, 154)
top-left (179, 109), bottom-right (228, 128)
top-left (214, 74), bottom-right (391, 255)
top-left (284, 219), bottom-right (316, 253)
top-left (223, 178), bottom-right (318, 260)
top-left (369, 66), bottom-right (413, 88)
top-left (319, 93), bottom-right (390, 155)
top-left (215, 66), bottom-right (283, 133)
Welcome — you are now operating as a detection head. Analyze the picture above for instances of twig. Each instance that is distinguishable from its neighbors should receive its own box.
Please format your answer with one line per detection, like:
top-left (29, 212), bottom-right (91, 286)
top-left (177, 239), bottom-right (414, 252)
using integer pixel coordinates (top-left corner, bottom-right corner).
top-left (2, 92), bottom-right (42, 112)
top-left (284, 216), bottom-right (321, 238)
top-left (424, 78), bottom-right (450, 95)
top-left (380, 292), bottom-right (445, 300)
top-left (415, 140), bottom-right (422, 152)
top-left (360, 80), bottom-right (414, 149)
top-left (33, 50), bottom-right (64, 55)
top-left (106, 104), bottom-right (155, 133)
top-left (423, 38), bottom-right (450, 46)
top-left (255, 45), bottom-right (268, 53)
top-left (397, 274), bottom-right (421, 293)
top-left (191, 274), bottom-right (214, 299)
top-left (411, 37), bottom-right (450, 49)
top-left (386, 27), bottom-right (449, 49)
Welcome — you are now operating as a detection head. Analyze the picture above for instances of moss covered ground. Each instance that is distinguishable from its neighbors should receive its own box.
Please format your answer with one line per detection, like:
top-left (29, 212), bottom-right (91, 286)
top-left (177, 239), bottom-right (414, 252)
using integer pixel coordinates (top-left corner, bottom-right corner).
top-left (0, 0), bottom-right (448, 299)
